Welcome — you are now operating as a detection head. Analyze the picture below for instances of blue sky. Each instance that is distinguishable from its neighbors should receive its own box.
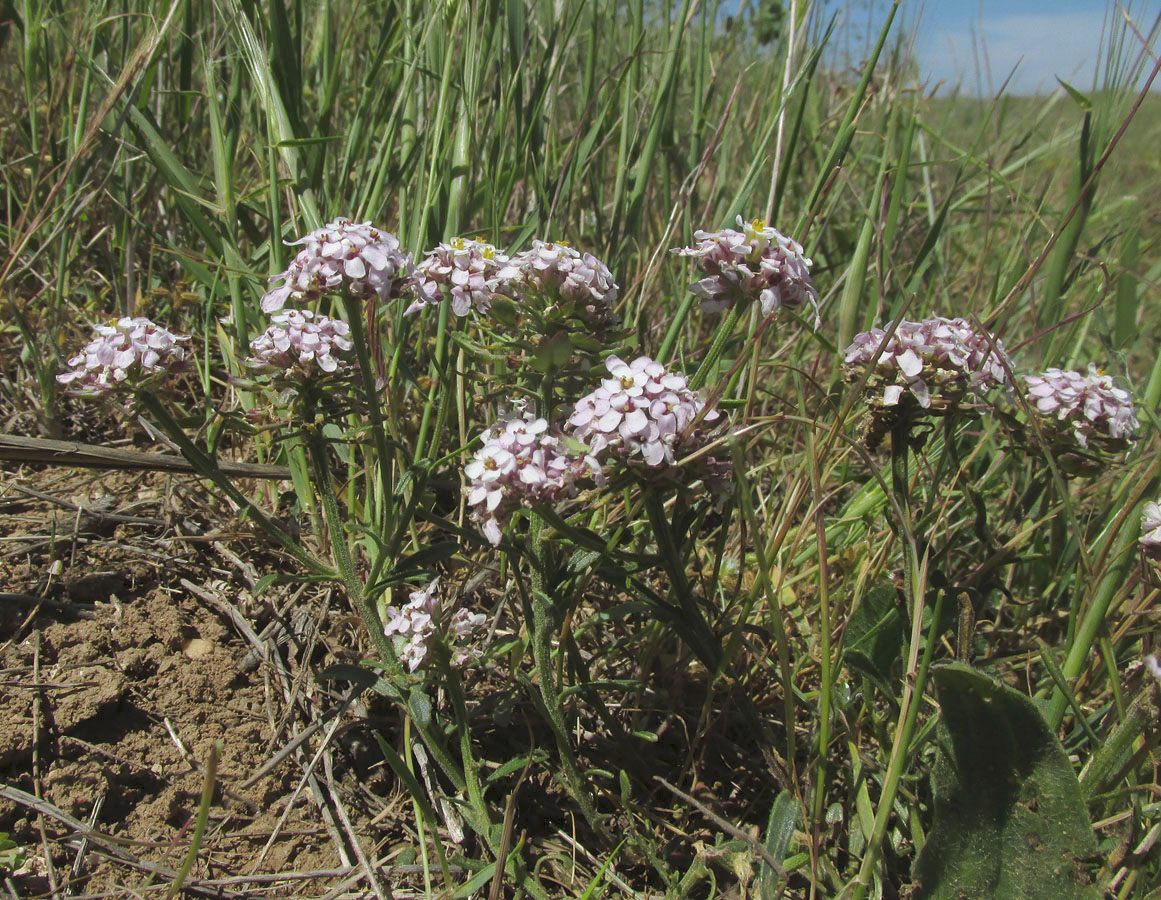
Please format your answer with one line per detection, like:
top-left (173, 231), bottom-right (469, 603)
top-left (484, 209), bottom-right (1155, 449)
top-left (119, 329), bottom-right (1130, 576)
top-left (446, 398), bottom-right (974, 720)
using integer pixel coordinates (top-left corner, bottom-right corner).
top-left (898, 0), bottom-right (1161, 94)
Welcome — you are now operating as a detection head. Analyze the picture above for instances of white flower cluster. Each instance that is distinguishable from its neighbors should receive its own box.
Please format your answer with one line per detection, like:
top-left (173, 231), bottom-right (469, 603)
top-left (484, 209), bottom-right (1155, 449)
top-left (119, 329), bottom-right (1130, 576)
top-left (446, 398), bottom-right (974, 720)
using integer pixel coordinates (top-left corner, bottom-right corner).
top-left (464, 412), bottom-right (602, 546)
top-left (408, 237), bottom-right (514, 317)
top-left (261, 218), bottom-right (416, 314)
top-left (844, 316), bottom-right (1013, 410)
top-left (246, 310), bottom-right (355, 380)
top-left (673, 216), bottom-right (818, 325)
top-left (1141, 502), bottom-right (1161, 560)
top-left (1024, 366), bottom-right (1140, 450)
top-left (567, 355), bottom-right (727, 477)
top-left (383, 578), bottom-right (486, 672)
top-left (57, 316), bottom-right (190, 399)
top-left (506, 240), bottom-right (619, 325)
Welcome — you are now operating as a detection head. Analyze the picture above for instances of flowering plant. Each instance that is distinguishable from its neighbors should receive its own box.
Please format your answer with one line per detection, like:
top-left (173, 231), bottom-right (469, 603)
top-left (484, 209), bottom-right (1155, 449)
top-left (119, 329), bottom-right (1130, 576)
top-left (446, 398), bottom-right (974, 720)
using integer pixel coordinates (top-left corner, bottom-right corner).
top-left (673, 215), bottom-right (818, 325)
top-left (1141, 502), bottom-right (1161, 561)
top-left (464, 410), bottom-right (602, 546)
top-left (246, 310), bottom-right (357, 383)
top-left (56, 317), bottom-right (190, 402)
top-left (1024, 365), bottom-right (1140, 452)
top-left (408, 237), bottom-right (513, 317)
top-left (566, 355), bottom-right (730, 492)
top-left (383, 579), bottom-right (486, 672)
top-left (843, 316), bottom-right (1013, 413)
top-left (505, 239), bottom-right (619, 329)
top-left (261, 218), bottom-right (417, 314)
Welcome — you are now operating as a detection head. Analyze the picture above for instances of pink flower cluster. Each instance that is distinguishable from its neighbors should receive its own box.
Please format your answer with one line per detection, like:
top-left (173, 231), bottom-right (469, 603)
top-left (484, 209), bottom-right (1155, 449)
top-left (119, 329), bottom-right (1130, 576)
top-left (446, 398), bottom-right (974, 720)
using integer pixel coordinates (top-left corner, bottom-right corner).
top-left (56, 316), bottom-right (190, 399)
top-left (673, 216), bottom-right (818, 326)
top-left (567, 355), bottom-right (726, 474)
top-left (505, 240), bottom-right (619, 325)
top-left (383, 578), bottom-right (486, 672)
top-left (843, 316), bottom-right (1013, 410)
top-left (261, 218), bottom-right (416, 314)
top-left (246, 310), bottom-right (355, 380)
top-left (1024, 366), bottom-right (1140, 450)
top-left (1141, 502), bottom-right (1161, 560)
top-left (464, 412), bottom-right (602, 546)
top-left (407, 237), bottom-right (513, 317)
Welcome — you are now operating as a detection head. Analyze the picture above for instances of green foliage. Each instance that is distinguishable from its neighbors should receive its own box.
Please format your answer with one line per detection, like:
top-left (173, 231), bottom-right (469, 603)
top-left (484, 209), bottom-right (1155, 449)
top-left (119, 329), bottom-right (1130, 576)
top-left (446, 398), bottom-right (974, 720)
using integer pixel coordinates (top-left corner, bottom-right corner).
top-left (912, 664), bottom-right (1100, 900)
top-left (843, 582), bottom-right (905, 694)
top-left (0, 833), bottom-right (24, 873)
top-left (760, 790), bottom-right (798, 899)
top-left (3, 0), bottom-right (1161, 897)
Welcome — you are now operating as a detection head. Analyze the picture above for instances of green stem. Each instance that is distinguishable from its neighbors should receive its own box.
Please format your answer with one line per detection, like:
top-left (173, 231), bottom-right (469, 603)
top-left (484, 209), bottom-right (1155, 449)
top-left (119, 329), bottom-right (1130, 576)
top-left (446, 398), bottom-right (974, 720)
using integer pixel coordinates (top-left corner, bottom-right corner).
top-left (138, 392), bottom-right (333, 577)
top-left (808, 436), bottom-right (834, 834)
top-left (303, 418), bottom-right (467, 798)
top-left (304, 420), bottom-right (397, 662)
top-left (342, 296), bottom-right (395, 534)
top-left (439, 651), bottom-right (495, 841)
top-left (1080, 681), bottom-right (1159, 797)
top-left (526, 516), bottom-right (606, 837)
top-left (166, 739), bottom-right (220, 899)
top-left (642, 491), bottom-right (721, 669)
top-left (690, 300), bottom-right (748, 391)
top-left (415, 300), bottom-right (451, 461)
top-left (732, 442), bottom-right (798, 780)
top-left (657, 291), bottom-right (699, 363)
top-left (846, 423), bottom-right (932, 900)
top-left (1047, 502), bottom-right (1145, 729)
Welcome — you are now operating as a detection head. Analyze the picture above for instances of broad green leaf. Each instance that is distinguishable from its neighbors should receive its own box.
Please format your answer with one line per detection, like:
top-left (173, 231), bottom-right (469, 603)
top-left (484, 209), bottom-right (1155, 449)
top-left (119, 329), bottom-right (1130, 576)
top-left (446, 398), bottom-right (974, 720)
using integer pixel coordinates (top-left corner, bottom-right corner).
top-left (529, 330), bottom-right (573, 372)
top-left (911, 664), bottom-right (1100, 900)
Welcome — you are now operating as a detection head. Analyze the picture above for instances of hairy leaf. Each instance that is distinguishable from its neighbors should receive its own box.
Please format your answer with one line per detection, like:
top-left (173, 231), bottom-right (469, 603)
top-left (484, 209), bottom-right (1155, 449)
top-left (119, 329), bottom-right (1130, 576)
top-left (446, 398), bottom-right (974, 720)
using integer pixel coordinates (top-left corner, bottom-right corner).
top-left (911, 664), bottom-right (1099, 900)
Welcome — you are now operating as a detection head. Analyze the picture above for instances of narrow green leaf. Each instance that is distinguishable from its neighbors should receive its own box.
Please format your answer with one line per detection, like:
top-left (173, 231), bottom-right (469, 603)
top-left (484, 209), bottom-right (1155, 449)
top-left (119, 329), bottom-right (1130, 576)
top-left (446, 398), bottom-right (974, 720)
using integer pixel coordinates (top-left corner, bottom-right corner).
top-left (760, 790), bottom-right (797, 900)
top-left (409, 690), bottom-right (433, 728)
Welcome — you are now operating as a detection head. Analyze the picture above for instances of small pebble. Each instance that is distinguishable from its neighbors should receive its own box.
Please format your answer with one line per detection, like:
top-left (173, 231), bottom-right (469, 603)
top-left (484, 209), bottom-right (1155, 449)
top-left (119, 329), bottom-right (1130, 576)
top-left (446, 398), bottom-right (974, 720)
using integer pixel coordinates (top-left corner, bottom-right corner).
top-left (182, 638), bottom-right (213, 659)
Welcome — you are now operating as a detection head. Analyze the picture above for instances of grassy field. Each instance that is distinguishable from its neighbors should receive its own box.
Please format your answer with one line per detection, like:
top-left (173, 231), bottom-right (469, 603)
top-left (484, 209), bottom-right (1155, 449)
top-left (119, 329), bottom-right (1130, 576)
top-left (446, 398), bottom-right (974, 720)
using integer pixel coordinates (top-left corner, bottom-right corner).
top-left (1, 1), bottom-right (1160, 898)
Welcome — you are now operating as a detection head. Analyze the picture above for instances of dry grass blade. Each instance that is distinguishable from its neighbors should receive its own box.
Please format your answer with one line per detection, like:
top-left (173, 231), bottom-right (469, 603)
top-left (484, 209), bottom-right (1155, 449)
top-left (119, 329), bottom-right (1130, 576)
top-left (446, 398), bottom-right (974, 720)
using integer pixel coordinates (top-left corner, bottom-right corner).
top-left (0, 0), bottom-right (185, 288)
top-left (0, 435), bottom-right (290, 479)
top-left (0, 786), bottom-right (240, 899)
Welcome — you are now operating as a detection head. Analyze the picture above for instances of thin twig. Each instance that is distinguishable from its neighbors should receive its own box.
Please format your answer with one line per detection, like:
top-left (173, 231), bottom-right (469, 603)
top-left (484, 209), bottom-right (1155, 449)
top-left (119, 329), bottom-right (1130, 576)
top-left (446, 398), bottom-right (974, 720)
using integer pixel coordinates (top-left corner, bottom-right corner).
top-left (0, 785), bottom-right (241, 899)
top-left (31, 633), bottom-right (59, 896)
top-left (653, 776), bottom-right (786, 876)
top-left (324, 744), bottom-right (388, 900)
top-left (180, 578), bottom-right (268, 668)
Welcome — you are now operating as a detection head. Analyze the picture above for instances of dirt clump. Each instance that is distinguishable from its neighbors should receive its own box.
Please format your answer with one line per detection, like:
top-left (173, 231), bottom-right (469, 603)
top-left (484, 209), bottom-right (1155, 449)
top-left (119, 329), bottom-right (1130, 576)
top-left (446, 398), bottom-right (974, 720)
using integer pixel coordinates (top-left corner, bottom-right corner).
top-left (0, 467), bottom-right (404, 896)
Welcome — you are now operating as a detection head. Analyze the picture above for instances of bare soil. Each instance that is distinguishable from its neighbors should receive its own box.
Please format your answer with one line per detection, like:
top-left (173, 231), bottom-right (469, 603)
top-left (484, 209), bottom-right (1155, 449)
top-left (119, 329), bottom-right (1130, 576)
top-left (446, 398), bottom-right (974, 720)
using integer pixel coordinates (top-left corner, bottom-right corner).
top-left (0, 464), bottom-right (416, 898)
